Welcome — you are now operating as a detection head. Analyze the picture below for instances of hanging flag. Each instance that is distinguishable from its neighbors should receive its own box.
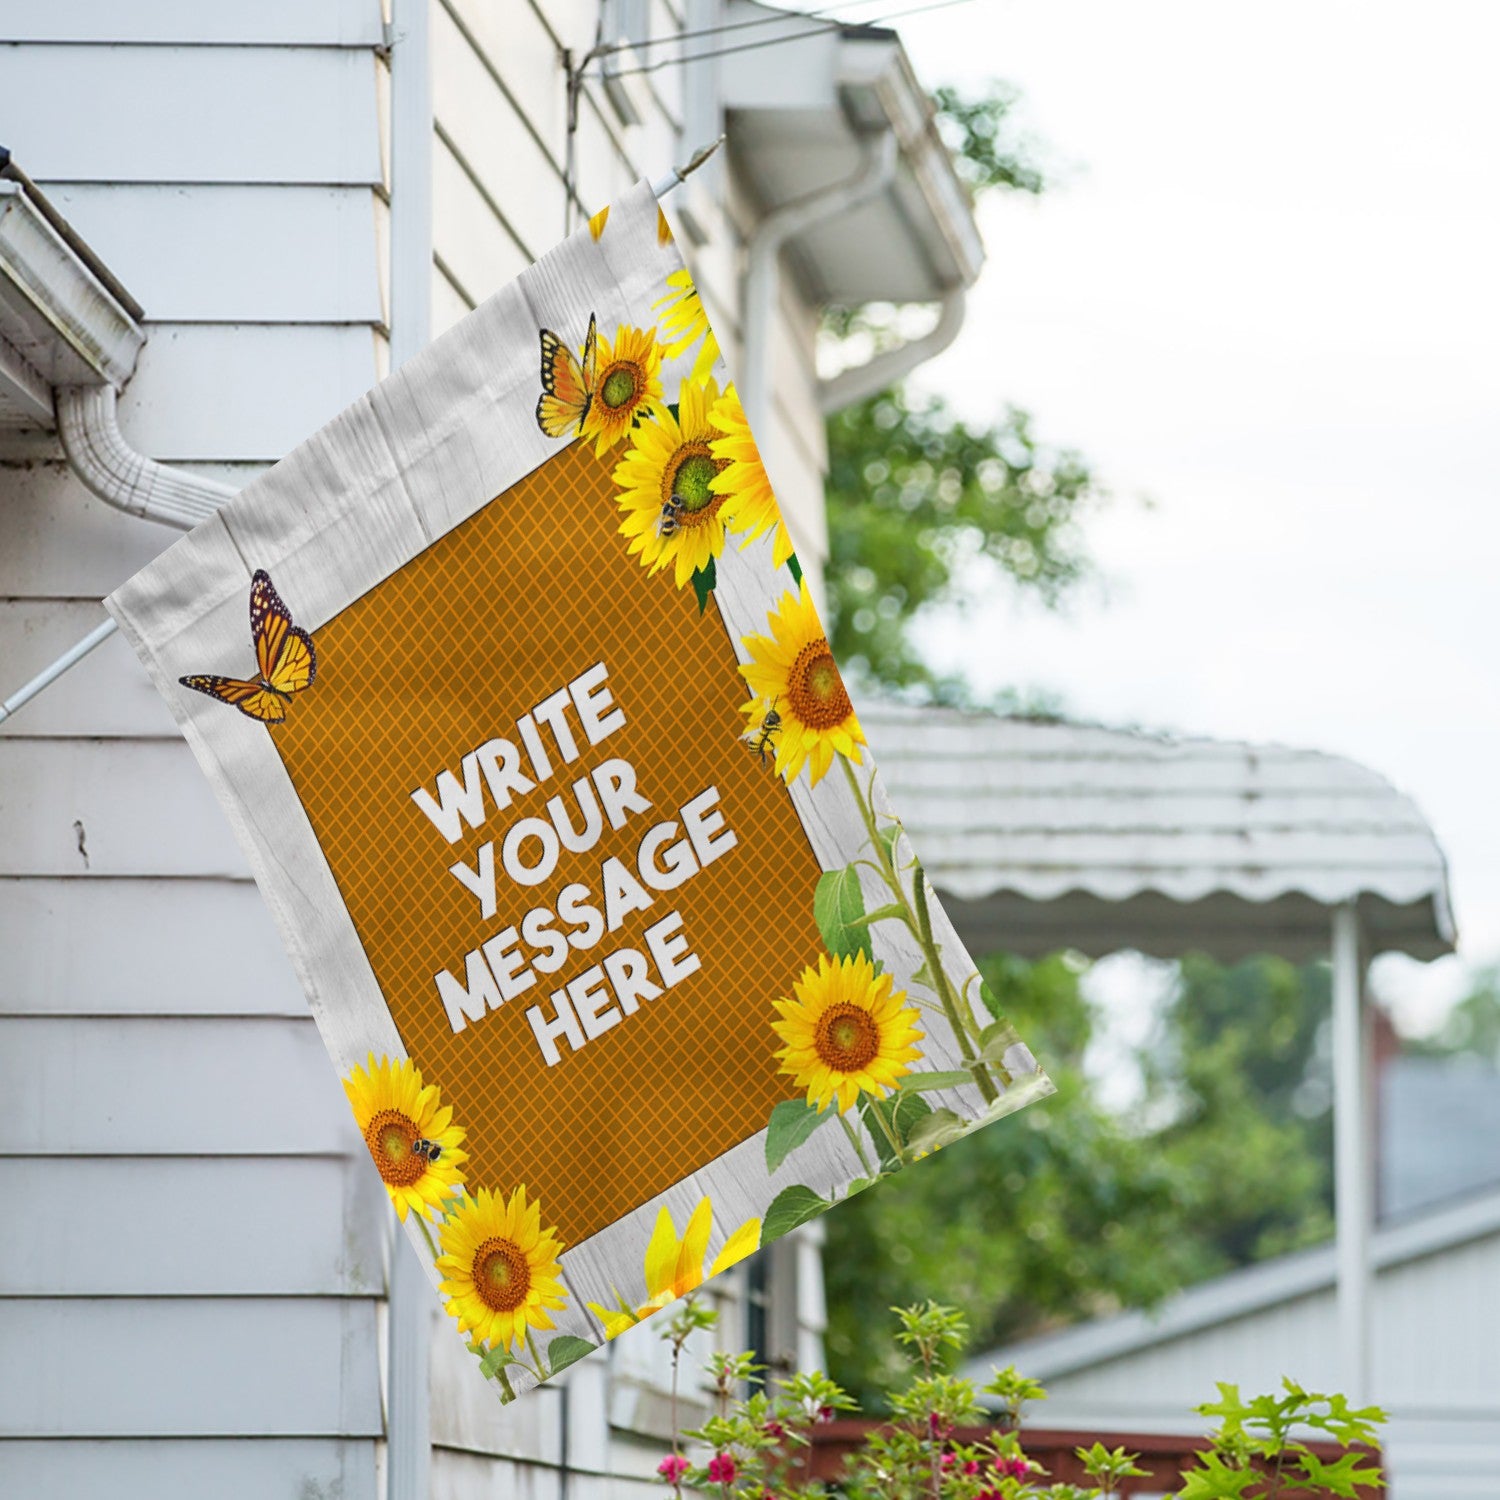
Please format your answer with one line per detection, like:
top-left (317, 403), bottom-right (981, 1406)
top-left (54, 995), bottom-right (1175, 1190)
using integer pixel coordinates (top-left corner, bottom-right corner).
top-left (107, 180), bottom-right (1052, 1401)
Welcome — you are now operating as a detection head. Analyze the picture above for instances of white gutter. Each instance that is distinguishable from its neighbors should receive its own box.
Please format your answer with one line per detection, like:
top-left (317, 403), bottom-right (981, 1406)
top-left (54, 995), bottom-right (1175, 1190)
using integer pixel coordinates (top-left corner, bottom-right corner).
top-left (817, 284), bottom-right (966, 414)
top-left (740, 127), bottom-right (898, 437)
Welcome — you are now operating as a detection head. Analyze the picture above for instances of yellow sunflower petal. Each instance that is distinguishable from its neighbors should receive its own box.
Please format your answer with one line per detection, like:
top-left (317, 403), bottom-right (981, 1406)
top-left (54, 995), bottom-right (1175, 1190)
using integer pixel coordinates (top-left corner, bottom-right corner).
top-left (709, 1218), bottom-right (761, 1278)
top-left (770, 954), bottom-right (925, 1113)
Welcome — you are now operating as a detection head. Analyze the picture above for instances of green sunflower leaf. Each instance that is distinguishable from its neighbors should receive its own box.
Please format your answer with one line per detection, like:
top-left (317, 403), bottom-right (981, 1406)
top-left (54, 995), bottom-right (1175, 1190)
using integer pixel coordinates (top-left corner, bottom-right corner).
top-left (908, 959), bottom-right (937, 992)
top-left (977, 977), bottom-right (1008, 1021)
top-left (896, 1069), bottom-right (975, 1094)
top-left (814, 865), bottom-right (871, 961)
top-left (765, 1097), bottom-right (834, 1173)
top-left (478, 1344), bottom-right (519, 1379)
top-left (546, 1335), bottom-right (598, 1376)
top-left (846, 901), bottom-right (908, 931)
top-left (877, 821), bottom-right (904, 867)
top-left (762, 1184), bottom-right (832, 1243)
top-left (860, 1090), bottom-right (932, 1172)
top-left (691, 556), bottom-right (717, 615)
top-left (788, 552), bottom-right (803, 586)
top-left (979, 1020), bottom-right (1023, 1065)
top-left (904, 1107), bottom-right (969, 1157)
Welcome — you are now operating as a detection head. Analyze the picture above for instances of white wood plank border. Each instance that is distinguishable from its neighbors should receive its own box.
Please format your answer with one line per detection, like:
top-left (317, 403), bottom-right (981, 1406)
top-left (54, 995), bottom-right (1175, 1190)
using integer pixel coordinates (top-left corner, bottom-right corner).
top-left (105, 181), bottom-right (1048, 1403)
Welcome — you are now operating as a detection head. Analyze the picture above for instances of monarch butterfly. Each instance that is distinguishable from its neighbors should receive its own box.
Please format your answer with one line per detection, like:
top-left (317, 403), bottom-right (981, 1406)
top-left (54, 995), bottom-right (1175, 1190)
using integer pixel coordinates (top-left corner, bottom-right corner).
top-left (179, 569), bottom-right (317, 724)
top-left (535, 313), bottom-right (598, 439)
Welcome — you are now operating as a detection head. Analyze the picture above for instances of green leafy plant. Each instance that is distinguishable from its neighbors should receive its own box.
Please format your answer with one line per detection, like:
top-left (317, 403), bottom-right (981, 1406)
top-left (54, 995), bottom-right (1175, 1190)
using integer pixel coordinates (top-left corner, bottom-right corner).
top-left (654, 1300), bottom-right (1384, 1498)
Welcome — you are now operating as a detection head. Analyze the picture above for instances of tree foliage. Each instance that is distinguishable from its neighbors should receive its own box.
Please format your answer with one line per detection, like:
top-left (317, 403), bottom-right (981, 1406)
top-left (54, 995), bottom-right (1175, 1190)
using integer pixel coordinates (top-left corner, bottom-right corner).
top-left (824, 953), bottom-right (1336, 1402)
top-left (819, 80), bottom-right (1100, 703)
top-left (825, 394), bottom-right (1096, 700)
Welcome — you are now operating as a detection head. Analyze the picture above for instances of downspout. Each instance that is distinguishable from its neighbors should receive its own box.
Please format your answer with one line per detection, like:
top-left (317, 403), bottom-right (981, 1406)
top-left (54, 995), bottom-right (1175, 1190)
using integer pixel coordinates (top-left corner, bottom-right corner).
top-left (55, 385), bottom-right (236, 527)
top-left (816, 283), bottom-right (967, 414)
top-left (740, 127), bottom-right (897, 438)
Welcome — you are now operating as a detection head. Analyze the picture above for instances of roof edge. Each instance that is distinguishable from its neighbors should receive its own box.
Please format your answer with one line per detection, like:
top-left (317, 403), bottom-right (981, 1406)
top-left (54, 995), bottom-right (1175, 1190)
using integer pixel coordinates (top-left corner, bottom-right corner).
top-left (967, 1185), bottom-right (1500, 1388)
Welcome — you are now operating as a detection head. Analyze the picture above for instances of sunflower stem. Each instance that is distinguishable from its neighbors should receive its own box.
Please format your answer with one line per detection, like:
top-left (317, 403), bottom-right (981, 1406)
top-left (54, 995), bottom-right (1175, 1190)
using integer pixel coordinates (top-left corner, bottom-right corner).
top-left (839, 755), bottom-right (1000, 1105)
top-left (498, 1364), bottom-right (516, 1401)
top-left (838, 1108), bottom-right (876, 1177)
top-left (911, 865), bottom-right (1001, 1103)
top-left (413, 1211), bottom-right (439, 1261)
top-left (526, 1328), bottom-right (549, 1381)
top-left (866, 1096), bottom-right (908, 1167)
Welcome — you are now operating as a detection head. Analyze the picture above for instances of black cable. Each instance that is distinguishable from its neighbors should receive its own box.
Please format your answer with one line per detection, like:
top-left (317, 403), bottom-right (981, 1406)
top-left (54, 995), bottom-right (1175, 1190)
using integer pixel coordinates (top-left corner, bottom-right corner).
top-left (600, 0), bottom-right (974, 79)
top-left (588, 0), bottom-right (911, 62)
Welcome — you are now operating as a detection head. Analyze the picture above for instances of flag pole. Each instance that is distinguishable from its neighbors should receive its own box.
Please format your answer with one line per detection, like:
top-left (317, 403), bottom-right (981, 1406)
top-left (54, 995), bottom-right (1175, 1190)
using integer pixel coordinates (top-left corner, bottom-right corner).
top-left (0, 140), bottom-right (725, 731)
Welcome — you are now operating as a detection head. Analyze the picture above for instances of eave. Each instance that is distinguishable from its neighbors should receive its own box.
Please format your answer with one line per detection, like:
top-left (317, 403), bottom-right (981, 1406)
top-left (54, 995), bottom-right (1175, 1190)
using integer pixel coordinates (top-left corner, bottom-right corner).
top-left (0, 173), bottom-right (145, 435)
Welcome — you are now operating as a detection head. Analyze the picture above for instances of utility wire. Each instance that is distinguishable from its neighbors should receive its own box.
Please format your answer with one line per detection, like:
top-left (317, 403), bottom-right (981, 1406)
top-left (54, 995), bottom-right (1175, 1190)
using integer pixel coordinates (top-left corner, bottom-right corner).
top-left (599, 0), bottom-right (974, 79)
top-left (586, 0), bottom-right (912, 61)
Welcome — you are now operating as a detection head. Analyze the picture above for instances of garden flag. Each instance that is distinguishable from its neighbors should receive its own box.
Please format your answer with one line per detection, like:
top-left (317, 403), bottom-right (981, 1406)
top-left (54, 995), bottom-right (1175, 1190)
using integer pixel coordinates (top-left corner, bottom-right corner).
top-left (107, 181), bottom-right (1052, 1401)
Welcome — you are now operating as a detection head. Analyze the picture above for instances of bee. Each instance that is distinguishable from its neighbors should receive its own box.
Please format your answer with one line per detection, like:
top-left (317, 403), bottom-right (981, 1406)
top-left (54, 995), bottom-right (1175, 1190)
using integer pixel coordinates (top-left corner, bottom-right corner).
top-left (657, 497), bottom-right (684, 538)
top-left (412, 1138), bottom-right (443, 1163)
top-left (745, 707), bottom-right (782, 765)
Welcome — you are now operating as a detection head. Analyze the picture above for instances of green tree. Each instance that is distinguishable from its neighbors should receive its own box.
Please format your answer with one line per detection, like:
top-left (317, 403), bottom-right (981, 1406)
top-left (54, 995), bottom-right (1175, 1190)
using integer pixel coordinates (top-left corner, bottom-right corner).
top-left (825, 394), bottom-right (1096, 700)
top-left (1149, 955), bottom-right (1334, 1267)
top-left (823, 953), bottom-right (1336, 1402)
top-left (1405, 965), bottom-right (1500, 1064)
top-left (822, 81), bottom-right (1101, 702)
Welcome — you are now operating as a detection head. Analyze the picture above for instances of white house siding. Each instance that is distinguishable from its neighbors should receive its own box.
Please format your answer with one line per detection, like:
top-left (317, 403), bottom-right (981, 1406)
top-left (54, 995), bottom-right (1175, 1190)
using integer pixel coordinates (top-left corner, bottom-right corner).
top-left (0, 3), bottom-right (392, 1495)
top-left (426, 0), bottom-right (833, 587)
top-left (1013, 1227), bottom-right (1500, 1500)
top-left (419, 3), bottom-right (831, 1491)
top-left (1, 0), bottom-right (841, 1494)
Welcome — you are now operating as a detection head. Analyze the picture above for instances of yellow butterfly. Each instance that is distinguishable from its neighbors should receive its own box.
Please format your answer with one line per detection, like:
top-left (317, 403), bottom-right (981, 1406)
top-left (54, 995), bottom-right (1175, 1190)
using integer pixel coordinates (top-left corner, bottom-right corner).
top-left (179, 569), bottom-right (317, 724)
top-left (535, 313), bottom-right (598, 439)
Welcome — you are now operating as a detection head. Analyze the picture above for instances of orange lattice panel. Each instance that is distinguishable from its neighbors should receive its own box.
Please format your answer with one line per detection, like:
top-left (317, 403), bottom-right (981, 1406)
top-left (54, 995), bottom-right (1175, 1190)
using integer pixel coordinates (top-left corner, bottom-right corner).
top-left (272, 441), bottom-right (822, 1247)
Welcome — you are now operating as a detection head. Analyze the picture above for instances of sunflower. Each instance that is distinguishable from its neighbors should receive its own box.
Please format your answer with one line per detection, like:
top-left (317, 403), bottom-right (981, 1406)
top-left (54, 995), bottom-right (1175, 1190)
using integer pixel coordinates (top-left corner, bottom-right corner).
top-left (654, 268), bottom-right (720, 383)
top-left (613, 376), bottom-right (731, 587)
top-left (580, 323), bottom-right (665, 457)
top-left (436, 1185), bottom-right (569, 1353)
top-left (772, 952), bottom-right (925, 1114)
top-left (343, 1053), bottom-right (467, 1222)
top-left (739, 579), bottom-right (865, 786)
top-left (709, 383), bottom-right (795, 570)
top-left (586, 1196), bottom-right (760, 1339)
top-left (588, 204), bottom-right (610, 240)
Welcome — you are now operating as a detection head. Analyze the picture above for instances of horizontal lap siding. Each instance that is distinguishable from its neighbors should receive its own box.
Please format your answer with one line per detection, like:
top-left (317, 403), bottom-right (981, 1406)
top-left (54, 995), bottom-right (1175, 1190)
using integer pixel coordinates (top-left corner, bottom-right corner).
top-left (41, 185), bottom-right (386, 325)
top-left (0, 1298), bottom-right (382, 1437)
top-left (1, 46), bottom-right (384, 186)
top-left (0, 1438), bottom-right (378, 1500)
top-left (0, 16), bottom-right (387, 1493)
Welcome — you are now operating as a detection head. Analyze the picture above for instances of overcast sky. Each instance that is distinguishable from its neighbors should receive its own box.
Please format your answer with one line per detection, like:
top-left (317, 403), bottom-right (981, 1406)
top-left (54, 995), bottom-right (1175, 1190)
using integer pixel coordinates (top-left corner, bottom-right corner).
top-left (878, 0), bottom-right (1500, 1030)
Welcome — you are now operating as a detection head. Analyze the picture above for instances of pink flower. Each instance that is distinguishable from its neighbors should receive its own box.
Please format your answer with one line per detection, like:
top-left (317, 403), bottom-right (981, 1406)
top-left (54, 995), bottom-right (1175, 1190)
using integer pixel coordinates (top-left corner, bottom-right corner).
top-left (657, 1454), bottom-right (690, 1483)
top-left (997, 1455), bottom-right (1031, 1479)
top-left (707, 1453), bottom-right (737, 1485)
top-left (963, 1459), bottom-right (982, 1476)
top-left (816, 1404), bottom-right (836, 1424)
top-left (927, 1412), bottom-right (952, 1440)
top-left (763, 1418), bottom-right (787, 1438)
top-left (941, 1452), bottom-right (956, 1471)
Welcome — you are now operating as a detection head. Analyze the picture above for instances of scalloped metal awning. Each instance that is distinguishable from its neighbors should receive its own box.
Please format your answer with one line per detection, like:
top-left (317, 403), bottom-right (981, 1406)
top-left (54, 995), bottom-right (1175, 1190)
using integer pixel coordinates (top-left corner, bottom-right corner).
top-left (866, 704), bottom-right (1455, 963)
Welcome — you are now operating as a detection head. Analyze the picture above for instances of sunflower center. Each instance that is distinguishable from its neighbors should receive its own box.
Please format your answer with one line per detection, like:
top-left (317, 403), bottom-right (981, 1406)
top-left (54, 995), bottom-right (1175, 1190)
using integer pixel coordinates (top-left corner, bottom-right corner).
top-left (662, 441), bottom-right (727, 523)
top-left (473, 1237), bottom-right (532, 1312)
top-left (600, 363), bottom-right (641, 410)
top-left (814, 1003), bottom-right (880, 1073)
top-left (787, 640), bottom-right (852, 730)
top-left (364, 1109), bottom-right (429, 1188)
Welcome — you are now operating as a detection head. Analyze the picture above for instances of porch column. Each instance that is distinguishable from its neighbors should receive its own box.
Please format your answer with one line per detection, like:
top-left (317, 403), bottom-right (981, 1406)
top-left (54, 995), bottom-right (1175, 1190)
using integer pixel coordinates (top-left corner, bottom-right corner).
top-left (1331, 901), bottom-right (1372, 1401)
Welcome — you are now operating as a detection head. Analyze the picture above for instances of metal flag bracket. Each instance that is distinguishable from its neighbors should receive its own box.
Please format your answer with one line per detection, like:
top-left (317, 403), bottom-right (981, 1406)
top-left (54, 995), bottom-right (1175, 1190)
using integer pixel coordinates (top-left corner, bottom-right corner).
top-left (0, 138), bottom-right (723, 729)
